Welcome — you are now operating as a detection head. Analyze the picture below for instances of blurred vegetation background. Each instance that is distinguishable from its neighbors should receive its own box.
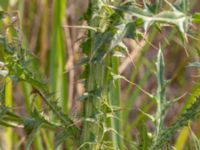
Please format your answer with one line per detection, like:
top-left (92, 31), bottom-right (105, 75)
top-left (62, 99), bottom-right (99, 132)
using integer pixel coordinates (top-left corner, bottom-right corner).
top-left (1, 0), bottom-right (200, 149)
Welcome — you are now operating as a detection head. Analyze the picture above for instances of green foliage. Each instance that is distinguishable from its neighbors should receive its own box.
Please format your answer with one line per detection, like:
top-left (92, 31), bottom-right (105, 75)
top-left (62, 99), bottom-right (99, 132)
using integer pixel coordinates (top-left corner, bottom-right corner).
top-left (0, 11), bottom-right (78, 149)
top-left (23, 110), bottom-right (44, 150)
top-left (151, 96), bottom-right (200, 149)
top-left (110, 0), bottom-right (191, 36)
top-left (193, 13), bottom-right (200, 23)
top-left (1, 0), bottom-right (200, 150)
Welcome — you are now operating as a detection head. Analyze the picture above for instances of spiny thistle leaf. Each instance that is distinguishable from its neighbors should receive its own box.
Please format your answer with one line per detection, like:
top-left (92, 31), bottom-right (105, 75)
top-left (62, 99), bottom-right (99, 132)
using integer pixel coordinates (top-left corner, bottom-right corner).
top-left (55, 129), bottom-right (72, 148)
top-left (23, 109), bottom-right (62, 149)
top-left (0, 105), bottom-right (8, 120)
top-left (151, 96), bottom-right (200, 150)
top-left (110, 2), bottom-right (191, 38)
top-left (31, 88), bottom-right (76, 127)
top-left (154, 47), bottom-right (168, 144)
top-left (55, 126), bottom-right (79, 148)
top-left (23, 110), bottom-right (43, 150)
top-left (2, 39), bottom-right (72, 128)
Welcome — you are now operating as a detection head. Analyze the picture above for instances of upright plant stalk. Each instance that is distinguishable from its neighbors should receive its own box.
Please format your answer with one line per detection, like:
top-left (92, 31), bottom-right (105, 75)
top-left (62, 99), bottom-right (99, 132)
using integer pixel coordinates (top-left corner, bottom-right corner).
top-left (82, 64), bottom-right (105, 149)
top-left (81, 0), bottom-right (109, 149)
top-left (109, 57), bottom-right (123, 149)
top-left (3, 15), bottom-right (13, 150)
top-left (4, 76), bottom-right (12, 150)
top-left (81, 1), bottom-right (129, 149)
top-left (49, 0), bottom-right (68, 113)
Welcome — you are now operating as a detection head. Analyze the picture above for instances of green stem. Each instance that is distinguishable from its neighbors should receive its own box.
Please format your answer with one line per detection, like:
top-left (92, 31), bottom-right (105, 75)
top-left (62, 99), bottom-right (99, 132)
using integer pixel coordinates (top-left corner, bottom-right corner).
top-left (5, 76), bottom-right (13, 150)
top-left (109, 57), bottom-right (123, 149)
top-left (81, 62), bottom-right (105, 149)
top-left (81, 1), bottom-right (105, 149)
top-left (3, 15), bottom-right (13, 150)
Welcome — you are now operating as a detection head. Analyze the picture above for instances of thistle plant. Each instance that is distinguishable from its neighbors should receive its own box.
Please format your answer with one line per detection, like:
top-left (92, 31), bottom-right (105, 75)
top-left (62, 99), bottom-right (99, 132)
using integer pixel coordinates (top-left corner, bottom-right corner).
top-left (1, 0), bottom-right (200, 150)
top-left (79, 0), bottom-right (197, 149)
top-left (0, 11), bottom-right (78, 150)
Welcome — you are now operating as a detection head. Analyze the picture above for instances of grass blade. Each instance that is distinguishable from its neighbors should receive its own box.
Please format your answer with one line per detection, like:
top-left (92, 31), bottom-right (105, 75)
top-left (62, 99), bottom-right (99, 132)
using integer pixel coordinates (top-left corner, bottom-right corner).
top-left (49, 0), bottom-right (68, 113)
